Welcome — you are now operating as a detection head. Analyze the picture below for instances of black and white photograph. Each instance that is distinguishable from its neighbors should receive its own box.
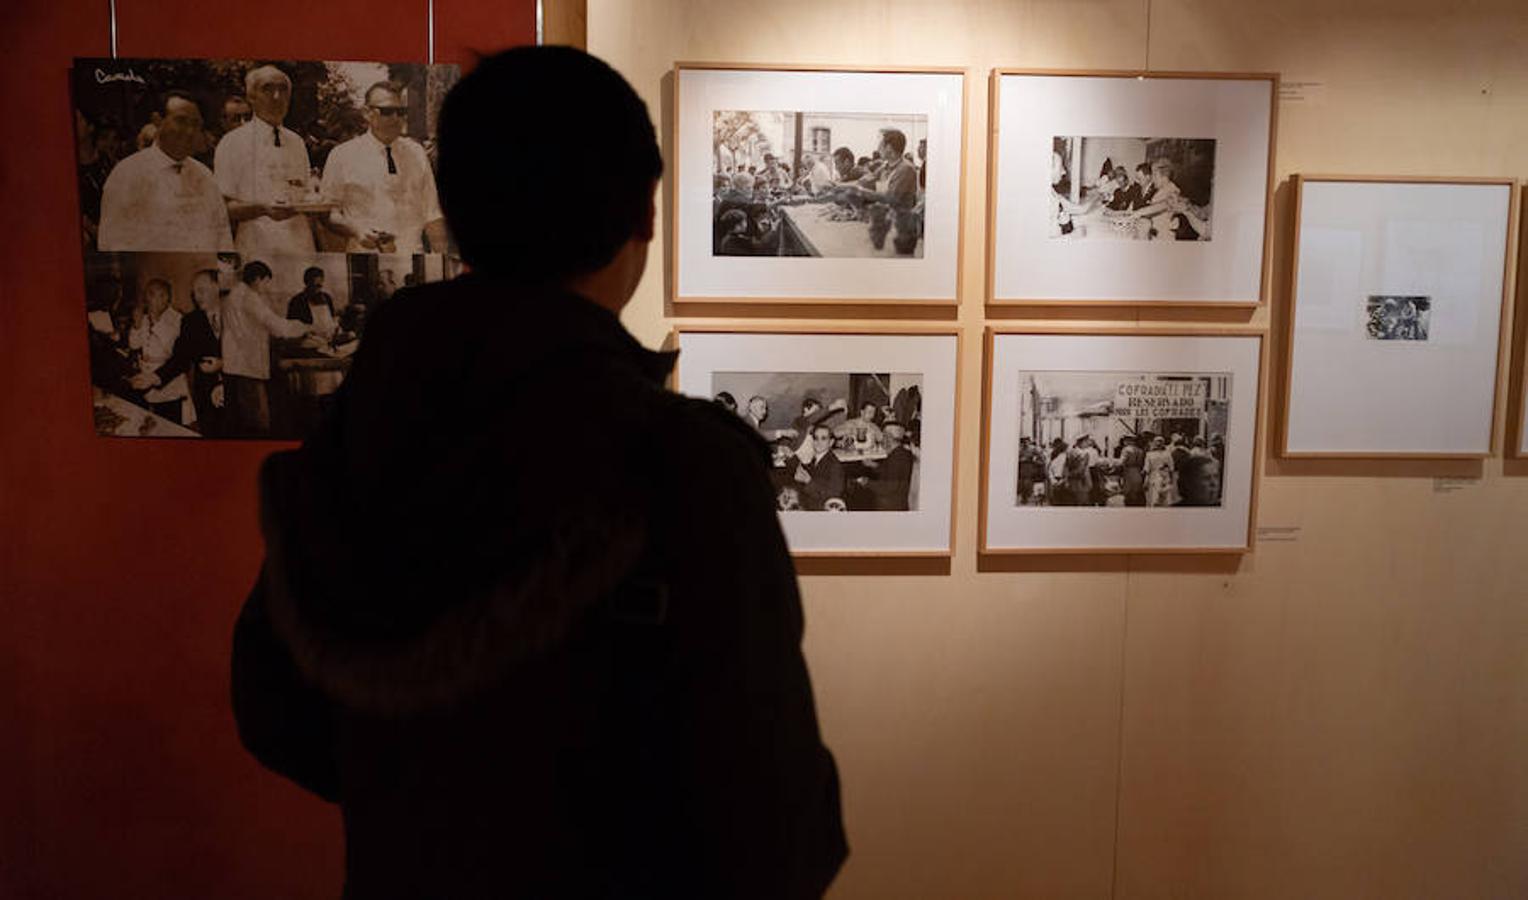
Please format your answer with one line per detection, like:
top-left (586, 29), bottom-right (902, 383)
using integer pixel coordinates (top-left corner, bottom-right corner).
top-left (73, 57), bottom-right (458, 257)
top-left (711, 110), bottom-right (928, 258)
top-left (711, 371), bottom-right (924, 511)
top-left (84, 249), bottom-right (451, 439)
top-left (1365, 295), bottom-right (1432, 341)
top-left (1013, 371), bottom-right (1231, 509)
top-left (1049, 136), bottom-right (1216, 242)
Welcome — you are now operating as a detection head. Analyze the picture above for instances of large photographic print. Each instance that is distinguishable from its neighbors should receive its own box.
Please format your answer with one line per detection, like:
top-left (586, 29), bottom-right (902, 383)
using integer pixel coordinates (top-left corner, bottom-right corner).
top-left (676, 329), bottom-right (958, 556)
top-left (1014, 371), bottom-right (1231, 509)
top-left (711, 371), bottom-right (924, 511)
top-left (674, 65), bottom-right (965, 303)
top-left (712, 110), bottom-right (927, 258)
top-left (1049, 136), bottom-right (1215, 242)
top-left (988, 71), bottom-right (1274, 305)
top-left (75, 58), bottom-right (457, 257)
top-left (72, 57), bottom-right (459, 439)
top-left (982, 330), bottom-right (1262, 554)
top-left (85, 250), bottom-right (451, 439)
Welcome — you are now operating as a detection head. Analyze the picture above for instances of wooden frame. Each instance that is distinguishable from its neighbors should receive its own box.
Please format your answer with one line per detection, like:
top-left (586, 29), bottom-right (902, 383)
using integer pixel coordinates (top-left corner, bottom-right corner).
top-left (670, 62), bottom-right (970, 307)
top-left (985, 68), bottom-right (1279, 308)
top-left (978, 324), bottom-right (1268, 556)
top-left (672, 323), bottom-right (963, 559)
top-left (1279, 174), bottom-right (1519, 460)
top-left (1508, 185), bottom-right (1528, 460)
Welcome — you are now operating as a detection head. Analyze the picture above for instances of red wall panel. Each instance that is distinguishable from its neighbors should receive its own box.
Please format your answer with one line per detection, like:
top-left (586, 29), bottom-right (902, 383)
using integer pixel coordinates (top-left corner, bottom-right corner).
top-left (0, 1), bottom-right (534, 895)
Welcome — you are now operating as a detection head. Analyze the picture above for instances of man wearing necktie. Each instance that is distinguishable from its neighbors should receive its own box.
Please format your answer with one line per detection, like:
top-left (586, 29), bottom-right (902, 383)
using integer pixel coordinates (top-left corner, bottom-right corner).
top-left (214, 65), bottom-right (317, 258)
top-left (321, 81), bottom-right (448, 255)
top-left (97, 90), bottom-right (232, 251)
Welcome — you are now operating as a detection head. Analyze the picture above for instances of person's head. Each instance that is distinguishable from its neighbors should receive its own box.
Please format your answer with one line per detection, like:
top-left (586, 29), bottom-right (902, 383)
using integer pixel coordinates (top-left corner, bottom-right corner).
top-left (877, 128), bottom-right (906, 162)
top-left (1191, 436), bottom-right (1207, 449)
top-left (811, 424), bottom-right (834, 452)
top-left (714, 391), bottom-right (737, 412)
top-left (302, 266), bottom-right (325, 290)
top-left (221, 96), bottom-right (252, 133)
top-left (1179, 456), bottom-right (1222, 505)
top-left (152, 91), bottom-right (204, 162)
top-left (917, 137), bottom-right (926, 161)
top-left (1122, 435), bottom-right (1137, 447)
top-left (1151, 435), bottom-right (1166, 450)
top-left (1112, 168), bottom-right (1129, 188)
top-left (1051, 437), bottom-right (1067, 455)
top-left (143, 278), bottom-right (172, 316)
top-left (244, 66), bottom-right (293, 125)
top-left (731, 171), bottom-right (755, 193)
top-left (832, 146), bottom-right (855, 177)
top-left (859, 401), bottom-right (877, 421)
top-left (763, 152), bottom-right (776, 168)
top-left (1020, 436), bottom-right (1032, 446)
top-left (438, 48), bottom-right (660, 304)
top-left (884, 423), bottom-right (906, 447)
top-left (1170, 432), bottom-right (1184, 445)
top-left (801, 397), bottom-right (822, 417)
top-left (191, 269), bottom-right (220, 310)
top-left (1150, 158), bottom-right (1174, 186)
top-left (364, 82), bottom-right (407, 144)
top-left (747, 396), bottom-right (768, 421)
top-left (717, 208), bottom-right (748, 238)
top-left (776, 486), bottom-right (802, 511)
top-left (241, 260), bottom-right (273, 288)
top-left (857, 156), bottom-right (871, 168)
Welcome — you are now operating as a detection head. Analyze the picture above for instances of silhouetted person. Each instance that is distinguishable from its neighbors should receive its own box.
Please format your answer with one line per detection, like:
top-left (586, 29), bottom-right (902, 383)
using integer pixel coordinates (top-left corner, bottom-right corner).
top-left (232, 47), bottom-right (846, 899)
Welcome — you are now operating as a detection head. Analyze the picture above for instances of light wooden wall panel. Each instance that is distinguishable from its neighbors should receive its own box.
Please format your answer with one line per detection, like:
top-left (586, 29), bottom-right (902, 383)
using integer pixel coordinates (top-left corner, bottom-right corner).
top-left (589, 1), bottom-right (1528, 897)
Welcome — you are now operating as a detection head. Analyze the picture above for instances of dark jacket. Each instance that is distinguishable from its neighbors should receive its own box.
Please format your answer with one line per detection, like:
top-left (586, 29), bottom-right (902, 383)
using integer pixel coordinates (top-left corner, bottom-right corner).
top-left (868, 445), bottom-right (915, 511)
top-left (231, 275), bottom-right (846, 899)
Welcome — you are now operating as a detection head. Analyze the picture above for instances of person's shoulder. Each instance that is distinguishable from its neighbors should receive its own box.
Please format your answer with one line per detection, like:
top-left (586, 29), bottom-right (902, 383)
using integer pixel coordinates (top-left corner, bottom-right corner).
top-left (658, 392), bottom-right (771, 467)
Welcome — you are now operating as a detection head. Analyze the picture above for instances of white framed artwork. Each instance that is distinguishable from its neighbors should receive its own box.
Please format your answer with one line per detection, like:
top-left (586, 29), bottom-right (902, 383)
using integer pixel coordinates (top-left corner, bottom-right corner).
top-left (981, 328), bottom-right (1264, 554)
top-left (673, 64), bottom-right (967, 305)
top-left (675, 328), bottom-right (960, 557)
top-left (1282, 176), bottom-right (1515, 459)
top-left (987, 69), bottom-right (1276, 307)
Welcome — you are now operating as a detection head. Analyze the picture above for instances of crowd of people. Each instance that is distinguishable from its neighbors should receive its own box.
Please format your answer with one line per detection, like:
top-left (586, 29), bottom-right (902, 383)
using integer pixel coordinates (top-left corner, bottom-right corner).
top-left (78, 65), bottom-right (447, 258)
top-left (1050, 152), bottom-right (1211, 241)
top-left (1366, 296), bottom-right (1430, 341)
top-left (714, 389), bottom-right (922, 511)
top-left (86, 256), bottom-right (391, 438)
top-left (713, 129), bottom-right (926, 256)
top-left (1016, 430), bottom-right (1225, 508)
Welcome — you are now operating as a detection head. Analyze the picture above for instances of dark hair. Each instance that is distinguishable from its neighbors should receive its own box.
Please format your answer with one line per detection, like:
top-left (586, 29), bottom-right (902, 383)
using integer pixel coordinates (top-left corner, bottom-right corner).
top-left (713, 391), bottom-right (737, 409)
top-left (1135, 162), bottom-right (1151, 175)
top-left (303, 266), bottom-right (324, 284)
top-left (880, 128), bottom-right (907, 155)
top-left (364, 81), bottom-right (403, 107)
top-left (160, 89), bottom-right (201, 118)
top-left (832, 147), bottom-right (854, 166)
top-left (436, 47), bottom-right (662, 281)
top-left (241, 261), bottom-right (272, 284)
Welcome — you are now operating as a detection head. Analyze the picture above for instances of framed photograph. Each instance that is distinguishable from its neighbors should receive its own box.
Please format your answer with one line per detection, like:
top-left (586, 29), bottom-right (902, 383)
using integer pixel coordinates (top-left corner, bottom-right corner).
top-left (980, 328), bottom-right (1265, 554)
top-left (71, 56), bottom-right (459, 440)
top-left (987, 69), bottom-right (1277, 307)
top-left (673, 63), bottom-right (967, 305)
top-left (1509, 188), bottom-right (1528, 461)
top-left (1281, 176), bottom-right (1516, 458)
top-left (675, 328), bottom-right (961, 557)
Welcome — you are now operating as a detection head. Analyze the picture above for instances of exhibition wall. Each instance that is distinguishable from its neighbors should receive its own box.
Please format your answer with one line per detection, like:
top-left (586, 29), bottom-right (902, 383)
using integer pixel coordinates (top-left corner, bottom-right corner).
top-left (589, 0), bottom-right (1528, 898)
top-left (0, 2), bottom-right (534, 897)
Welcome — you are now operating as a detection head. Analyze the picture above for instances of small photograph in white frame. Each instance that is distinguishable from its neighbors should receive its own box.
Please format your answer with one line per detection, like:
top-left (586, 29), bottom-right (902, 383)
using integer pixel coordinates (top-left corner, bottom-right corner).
top-left (988, 70), bottom-right (1276, 306)
top-left (1282, 176), bottom-right (1515, 459)
top-left (676, 328), bottom-right (960, 557)
top-left (673, 64), bottom-right (966, 305)
top-left (981, 328), bottom-right (1264, 554)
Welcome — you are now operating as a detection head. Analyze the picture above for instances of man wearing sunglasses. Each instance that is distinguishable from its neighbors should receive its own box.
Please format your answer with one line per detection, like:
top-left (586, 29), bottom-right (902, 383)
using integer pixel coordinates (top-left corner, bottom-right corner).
top-left (321, 81), bottom-right (447, 255)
